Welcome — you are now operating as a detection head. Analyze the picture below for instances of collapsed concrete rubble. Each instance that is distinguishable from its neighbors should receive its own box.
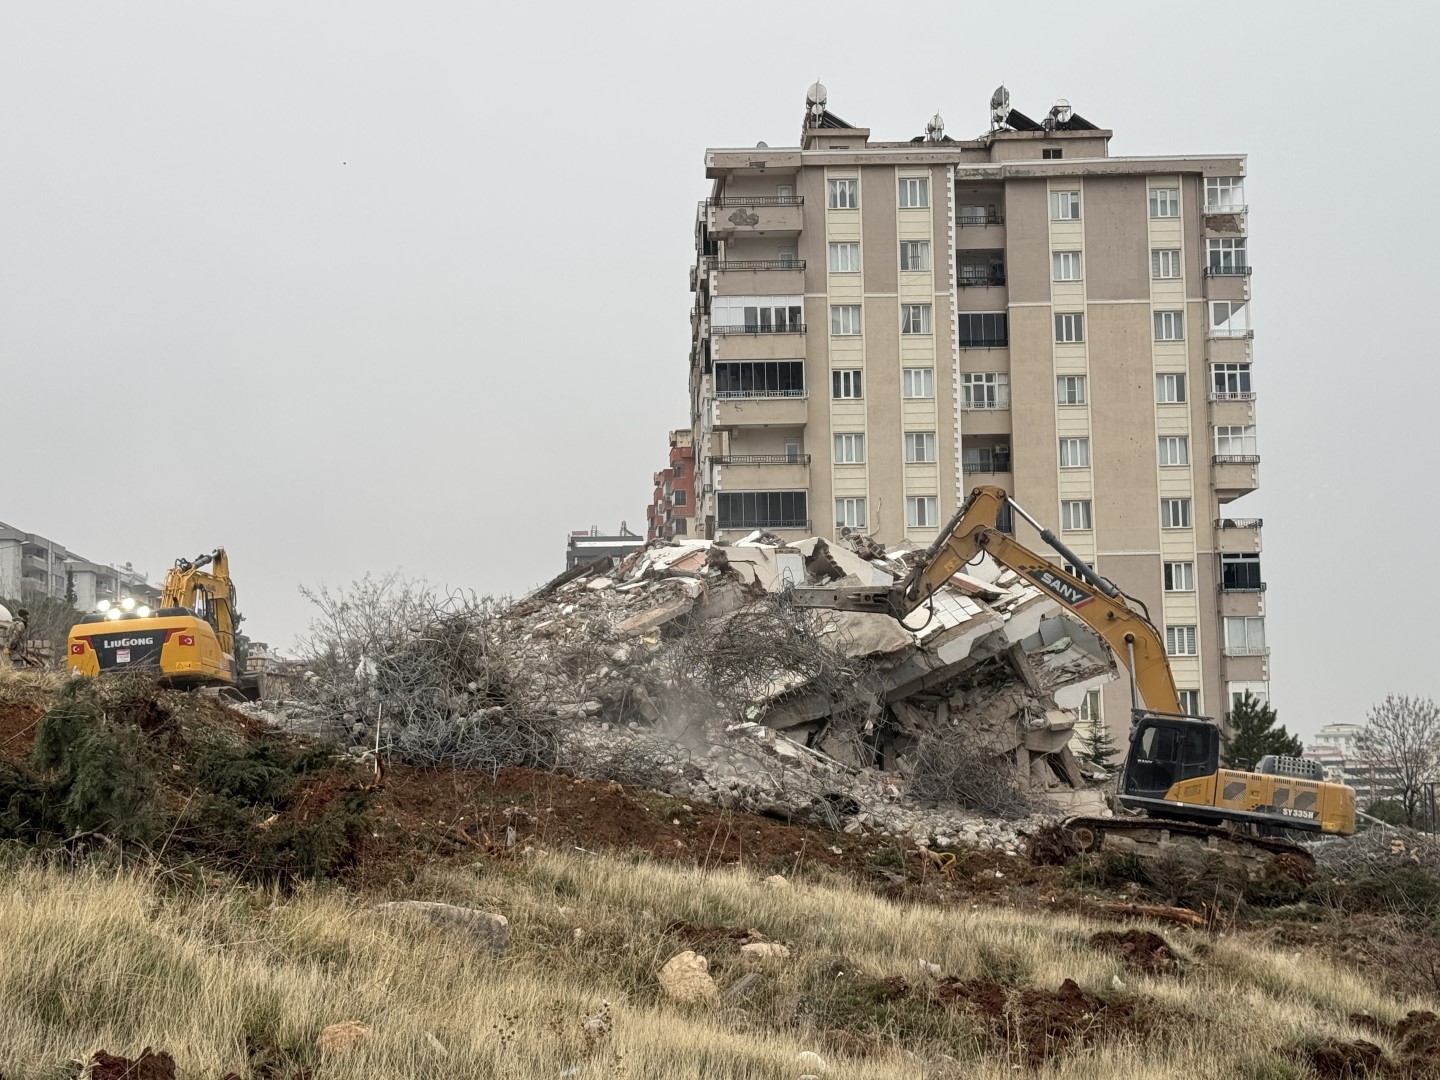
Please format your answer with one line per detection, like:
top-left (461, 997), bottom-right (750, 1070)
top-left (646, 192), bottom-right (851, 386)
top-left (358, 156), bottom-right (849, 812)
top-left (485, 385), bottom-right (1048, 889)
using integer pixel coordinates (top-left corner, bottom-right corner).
top-left (261, 532), bottom-right (1117, 849)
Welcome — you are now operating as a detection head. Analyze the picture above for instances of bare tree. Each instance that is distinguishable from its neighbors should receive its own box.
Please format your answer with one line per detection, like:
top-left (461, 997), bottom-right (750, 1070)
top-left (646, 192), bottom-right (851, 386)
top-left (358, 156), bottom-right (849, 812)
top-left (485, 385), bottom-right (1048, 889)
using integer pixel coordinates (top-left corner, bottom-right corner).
top-left (1356, 695), bottom-right (1440, 828)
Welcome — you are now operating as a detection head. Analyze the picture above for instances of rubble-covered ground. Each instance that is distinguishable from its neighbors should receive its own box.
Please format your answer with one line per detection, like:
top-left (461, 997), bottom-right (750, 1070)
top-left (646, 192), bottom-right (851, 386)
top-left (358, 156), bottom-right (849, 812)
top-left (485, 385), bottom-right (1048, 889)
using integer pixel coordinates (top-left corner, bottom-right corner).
top-left (256, 532), bottom-right (1119, 852)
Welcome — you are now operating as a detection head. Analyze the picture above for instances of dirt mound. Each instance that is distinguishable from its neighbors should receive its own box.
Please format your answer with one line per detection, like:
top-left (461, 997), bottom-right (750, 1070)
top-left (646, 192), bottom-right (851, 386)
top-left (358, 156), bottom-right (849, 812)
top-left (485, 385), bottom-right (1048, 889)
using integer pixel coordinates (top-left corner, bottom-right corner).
top-left (0, 702), bottom-right (43, 760)
top-left (1332, 1011), bottom-right (1440, 1077)
top-left (1088, 929), bottom-right (1178, 974)
top-left (88, 1048), bottom-right (176, 1080)
top-left (1298, 1036), bottom-right (1386, 1078)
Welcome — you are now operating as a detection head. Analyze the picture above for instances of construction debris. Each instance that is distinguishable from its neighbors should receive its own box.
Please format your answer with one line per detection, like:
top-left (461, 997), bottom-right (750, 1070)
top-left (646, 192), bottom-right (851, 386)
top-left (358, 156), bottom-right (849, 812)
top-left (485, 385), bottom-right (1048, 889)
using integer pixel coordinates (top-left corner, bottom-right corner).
top-left (265, 533), bottom-right (1118, 848)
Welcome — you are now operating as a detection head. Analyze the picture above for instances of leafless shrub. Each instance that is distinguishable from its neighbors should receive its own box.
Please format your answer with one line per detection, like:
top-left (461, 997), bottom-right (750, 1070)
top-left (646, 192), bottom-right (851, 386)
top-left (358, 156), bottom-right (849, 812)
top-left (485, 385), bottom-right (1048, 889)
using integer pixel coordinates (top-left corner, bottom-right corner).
top-left (907, 733), bottom-right (1038, 820)
top-left (1355, 694), bottom-right (1440, 828)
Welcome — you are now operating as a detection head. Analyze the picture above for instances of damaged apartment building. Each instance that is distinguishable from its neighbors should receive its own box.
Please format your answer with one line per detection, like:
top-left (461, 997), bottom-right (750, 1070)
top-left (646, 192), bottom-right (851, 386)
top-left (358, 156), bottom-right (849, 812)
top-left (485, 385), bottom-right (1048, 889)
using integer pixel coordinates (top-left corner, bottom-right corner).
top-left (679, 85), bottom-right (1269, 743)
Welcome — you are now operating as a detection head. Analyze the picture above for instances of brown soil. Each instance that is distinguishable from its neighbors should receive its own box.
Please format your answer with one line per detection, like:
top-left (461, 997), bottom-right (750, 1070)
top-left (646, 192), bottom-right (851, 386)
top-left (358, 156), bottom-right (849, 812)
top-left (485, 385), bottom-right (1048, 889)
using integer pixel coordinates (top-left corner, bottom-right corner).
top-left (88, 1048), bottom-right (176, 1080)
top-left (0, 702), bottom-right (43, 760)
top-left (1088, 929), bottom-right (1178, 975)
top-left (1299, 1036), bottom-right (1386, 1078)
top-left (1328, 1011), bottom-right (1440, 1078)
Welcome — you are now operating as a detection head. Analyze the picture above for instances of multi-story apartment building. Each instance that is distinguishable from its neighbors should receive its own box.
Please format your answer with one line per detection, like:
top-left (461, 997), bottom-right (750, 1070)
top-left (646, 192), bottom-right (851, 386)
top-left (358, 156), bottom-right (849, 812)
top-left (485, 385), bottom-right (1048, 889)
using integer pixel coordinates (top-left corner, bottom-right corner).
top-left (646, 430), bottom-right (697, 541)
top-left (0, 521), bottom-right (160, 608)
top-left (687, 85), bottom-right (1267, 734)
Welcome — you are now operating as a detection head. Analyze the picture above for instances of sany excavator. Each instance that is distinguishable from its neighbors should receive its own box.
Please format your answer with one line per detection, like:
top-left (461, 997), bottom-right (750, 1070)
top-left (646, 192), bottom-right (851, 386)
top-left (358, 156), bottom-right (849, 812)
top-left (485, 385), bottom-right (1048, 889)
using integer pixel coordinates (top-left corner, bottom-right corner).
top-left (67, 549), bottom-right (247, 691)
top-left (793, 486), bottom-right (1354, 865)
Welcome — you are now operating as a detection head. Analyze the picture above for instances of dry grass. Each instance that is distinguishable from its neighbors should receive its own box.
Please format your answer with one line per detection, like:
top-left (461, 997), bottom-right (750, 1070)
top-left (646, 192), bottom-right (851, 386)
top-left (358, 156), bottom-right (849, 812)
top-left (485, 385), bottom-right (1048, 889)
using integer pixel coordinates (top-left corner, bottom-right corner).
top-left (0, 851), bottom-right (1431, 1080)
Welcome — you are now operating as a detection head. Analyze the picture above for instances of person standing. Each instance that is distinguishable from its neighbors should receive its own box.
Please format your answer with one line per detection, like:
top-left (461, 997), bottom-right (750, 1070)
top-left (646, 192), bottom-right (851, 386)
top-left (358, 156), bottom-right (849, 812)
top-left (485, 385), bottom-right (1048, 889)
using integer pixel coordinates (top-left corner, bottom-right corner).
top-left (3, 608), bottom-right (30, 668)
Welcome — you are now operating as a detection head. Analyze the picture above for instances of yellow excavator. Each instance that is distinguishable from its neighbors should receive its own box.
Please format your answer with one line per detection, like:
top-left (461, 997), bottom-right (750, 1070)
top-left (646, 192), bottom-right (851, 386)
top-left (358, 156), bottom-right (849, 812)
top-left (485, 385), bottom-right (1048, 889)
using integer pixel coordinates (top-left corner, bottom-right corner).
top-left (793, 486), bottom-right (1354, 864)
top-left (67, 549), bottom-right (248, 691)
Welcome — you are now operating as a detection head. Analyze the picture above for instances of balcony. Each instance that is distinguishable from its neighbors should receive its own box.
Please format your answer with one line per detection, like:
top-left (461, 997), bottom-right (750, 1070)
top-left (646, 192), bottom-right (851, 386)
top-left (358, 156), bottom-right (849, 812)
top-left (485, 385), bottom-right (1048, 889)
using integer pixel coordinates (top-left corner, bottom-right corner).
top-left (1204, 202), bottom-right (1248, 216)
top-left (710, 259), bottom-right (805, 272)
top-left (1209, 391), bottom-right (1257, 402)
top-left (957, 269), bottom-right (1007, 288)
top-left (957, 212), bottom-right (1005, 226)
top-left (962, 455), bottom-right (1012, 475)
top-left (716, 393), bottom-right (809, 428)
top-left (1203, 264), bottom-right (1253, 278)
top-left (706, 195), bottom-right (804, 238)
top-left (710, 322), bottom-right (806, 336)
top-left (713, 455), bottom-right (810, 489)
top-left (717, 519), bottom-right (810, 532)
top-left (712, 453), bottom-right (811, 465)
top-left (1206, 327), bottom-right (1254, 340)
top-left (1213, 455), bottom-right (1260, 502)
top-left (958, 336), bottom-right (1009, 349)
top-left (961, 395), bottom-right (1011, 411)
top-left (1213, 454), bottom-right (1260, 465)
top-left (707, 258), bottom-right (805, 295)
top-left (1223, 644), bottom-right (1270, 658)
top-left (1220, 580), bottom-right (1267, 594)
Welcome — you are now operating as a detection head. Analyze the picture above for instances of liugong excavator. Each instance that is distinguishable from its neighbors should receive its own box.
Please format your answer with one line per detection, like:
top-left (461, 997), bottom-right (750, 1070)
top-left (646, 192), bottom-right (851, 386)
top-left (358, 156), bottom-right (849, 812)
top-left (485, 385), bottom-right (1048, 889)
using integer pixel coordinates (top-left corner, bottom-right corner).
top-left (67, 549), bottom-right (248, 692)
top-left (793, 486), bottom-right (1354, 864)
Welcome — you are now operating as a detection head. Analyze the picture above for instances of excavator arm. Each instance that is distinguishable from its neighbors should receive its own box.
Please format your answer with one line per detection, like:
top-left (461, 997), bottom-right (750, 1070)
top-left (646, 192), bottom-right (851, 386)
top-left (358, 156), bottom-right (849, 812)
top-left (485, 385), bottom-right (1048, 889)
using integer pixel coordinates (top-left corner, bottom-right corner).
top-left (792, 486), bottom-right (1182, 716)
top-left (160, 549), bottom-right (238, 658)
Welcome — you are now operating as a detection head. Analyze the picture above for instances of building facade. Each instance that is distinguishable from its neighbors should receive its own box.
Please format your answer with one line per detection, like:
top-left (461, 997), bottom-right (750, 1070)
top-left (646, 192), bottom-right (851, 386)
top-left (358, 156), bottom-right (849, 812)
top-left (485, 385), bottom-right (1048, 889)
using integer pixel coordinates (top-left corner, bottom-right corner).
top-left (687, 86), bottom-right (1266, 734)
top-left (0, 522), bottom-right (160, 608)
top-left (647, 430), bottom-right (697, 541)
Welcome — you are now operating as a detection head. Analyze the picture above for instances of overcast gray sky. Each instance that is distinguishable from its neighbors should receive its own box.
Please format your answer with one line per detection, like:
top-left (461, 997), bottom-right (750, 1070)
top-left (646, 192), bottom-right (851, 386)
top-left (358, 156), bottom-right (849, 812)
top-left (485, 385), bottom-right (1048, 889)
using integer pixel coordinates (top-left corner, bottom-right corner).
top-left (2, 1), bottom-right (1435, 737)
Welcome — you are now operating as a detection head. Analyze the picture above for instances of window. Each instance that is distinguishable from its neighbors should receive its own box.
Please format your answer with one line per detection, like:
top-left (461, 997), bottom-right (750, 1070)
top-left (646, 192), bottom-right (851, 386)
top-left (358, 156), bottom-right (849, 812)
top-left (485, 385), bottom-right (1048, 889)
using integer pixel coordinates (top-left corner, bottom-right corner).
top-left (717, 490), bottom-right (808, 530)
top-left (671, 489), bottom-right (687, 507)
top-left (1079, 688), bottom-right (1101, 726)
top-left (1211, 363), bottom-right (1252, 398)
top-left (901, 304), bottom-right (932, 335)
top-left (1205, 176), bottom-right (1245, 209)
top-left (1059, 437), bottom-right (1090, 469)
top-left (1215, 425), bottom-right (1258, 456)
top-left (1149, 187), bottom-right (1179, 218)
top-left (906, 496), bottom-right (939, 528)
top-left (1052, 251), bottom-right (1083, 281)
top-left (1207, 237), bottom-right (1248, 271)
top-left (777, 245), bottom-right (799, 266)
top-left (1222, 552), bottom-right (1263, 590)
top-left (828, 242), bottom-right (860, 273)
top-left (1056, 375), bottom-right (1087, 405)
top-left (1154, 310), bottom-right (1184, 340)
top-left (899, 241), bottom-right (931, 271)
top-left (903, 367), bottom-right (935, 399)
top-left (1061, 500), bottom-right (1092, 531)
top-left (1063, 560), bottom-right (1093, 578)
top-left (673, 518), bottom-right (688, 535)
top-left (1050, 190), bottom-right (1081, 220)
top-left (1054, 312), bottom-right (1084, 343)
top-left (835, 497), bottom-right (867, 530)
top-left (1155, 373), bottom-right (1186, 403)
top-left (1177, 689), bottom-right (1200, 715)
top-left (958, 203), bottom-right (993, 225)
top-left (827, 178), bottom-right (858, 209)
top-left (831, 304), bottom-right (862, 335)
top-left (673, 461), bottom-right (685, 478)
top-left (1210, 300), bottom-right (1250, 337)
top-left (1166, 625), bottom-right (1198, 656)
top-left (1152, 249), bottom-right (1181, 279)
top-left (958, 312), bottom-right (1008, 347)
top-left (898, 177), bottom-right (930, 208)
top-left (832, 369), bottom-right (863, 399)
top-left (962, 371), bottom-right (1008, 409)
top-left (1161, 498), bottom-right (1192, 529)
top-left (1042, 147), bottom-right (1063, 160)
top-left (711, 296), bottom-right (805, 333)
top-left (714, 360), bottom-right (806, 398)
top-left (1164, 561), bottom-right (1195, 592)
top-left (1224, 616), bottom-right (1267, 655)
top-left (905, 432), bottom-right (937, 463)
top-left (784, 439), bottom-right (801, 462)
top-left (834, 432), bottom-right (865, 464)
top-left (963, 445), bottom-right (1010, 472)
top-left (1158, 436), bottom-right (1189, 466)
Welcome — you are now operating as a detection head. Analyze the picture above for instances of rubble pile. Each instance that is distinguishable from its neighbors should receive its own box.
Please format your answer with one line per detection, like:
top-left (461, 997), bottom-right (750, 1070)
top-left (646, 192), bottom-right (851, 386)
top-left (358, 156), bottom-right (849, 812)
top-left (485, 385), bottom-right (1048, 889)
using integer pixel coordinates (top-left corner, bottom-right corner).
top-left (271, 533), bottom-right (1117, 847)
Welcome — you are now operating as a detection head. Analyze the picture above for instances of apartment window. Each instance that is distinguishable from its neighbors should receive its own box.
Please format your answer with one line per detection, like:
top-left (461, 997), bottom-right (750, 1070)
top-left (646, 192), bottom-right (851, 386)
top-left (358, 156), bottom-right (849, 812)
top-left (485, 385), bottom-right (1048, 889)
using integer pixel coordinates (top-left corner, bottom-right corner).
top-left (1158, 436), bottom-right (1189, 466)
top-left (1207, 237), bottom-right (1248, 272)
top-left (1178, 689), bottom-right (1200, 715)
top-left (1052, 251), bottom-right (1083, 281)
top-left (1042, 147), bottom-right (1063, 160)
top-left (1154, 310), bottom-right (1184, 341)
top-left (958, 203), bottom-right (993, 225)
top-left (827, 178), bottom-right (858, 209)
top-left (832, 369), bottom-right (863, 399)
top-left (716, 490), bottom-right (808, 530)
top-left (1224, 616), bottom-right (1267, 655)
top-left (905, 432), bottom-right (937, 463)
top-left (1049, 190), bottom-right (1081, 220)
top-left (898, 176), bottom-right (930, 208)
top-left (831, 304), bottom-right (862, 335)
top-left (835, 497), bottom-right (868, 530)
top-left (1155, 373), bottom-right (1186, 404)
top-left (958, 312), bottom-right (1008, 346)
top-left (1054, 312), bottom-right (1084, 343)
top-left (1152, 249), bottom-right (1181, 279)
top-left (1210, 300), bottom-right (1250, 337)
top-left (714, 360), bottom-right (806, 398)
top-left (1059, 437), bottom-right (1090, 469)
top-left (671, 489), bottom-right (687, 507)
top-left (1149, 187), bottom-right (1179, 218)
top-left (712, 296), bottom-right (805, 333)
top-left (899, 241), bottom-right (931, 271)
top-left (964, 446), bottom-right (1009, 473)
top-left (906, 496), bottom-right (939, 528)
top-left (903, 367), bottom-right (935, 399)
top-left (1164, 561), bottom-right (1195, 592)
top-left (901, 304), bottom-right (932, 335)
top-left (673, 518), bottom-right (688, 536)
top-left (1222, 552), bottom-right (1263, 590)
top-left (834, 432), bottom-right (866, 464)
top-left (1215, 425), bottom-right (1258, 456)
top-left (1161, 498), bottom-right (1192, 529)
top-left (828, 242), bottom-right (860, 273)
top-left (673, 461), bottom-right (685, 478)
top-left (1211, 363), bottom-right (1252, 397)
top-left (1063, 560), bottom-right (1093, 579)
top-left (962, 371), bottom-right (1008, 409)
top-left (784, 439), bottom-right (801, 462)
top-left (1061, 500), bottom-right (1092, 531)
top-left (1205, 176), bottom-right (1246, 209)
top-left (1166, 625), bottom-right (1198, 656)
top-left (1056, 375), bottom-right (1087, 406)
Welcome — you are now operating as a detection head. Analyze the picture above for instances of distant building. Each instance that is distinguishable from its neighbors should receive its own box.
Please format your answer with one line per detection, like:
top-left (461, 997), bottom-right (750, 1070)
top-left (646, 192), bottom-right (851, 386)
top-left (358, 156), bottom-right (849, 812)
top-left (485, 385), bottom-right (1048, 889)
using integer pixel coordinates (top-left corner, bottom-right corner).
top-left (1303, 722), bottom-right (1401, 805)
top-left (647, 430), bottom-right (697, 541)
top-left (0, 520), bottom-right (159, 608)
top-left (565, 523), bottom-right (644, 570)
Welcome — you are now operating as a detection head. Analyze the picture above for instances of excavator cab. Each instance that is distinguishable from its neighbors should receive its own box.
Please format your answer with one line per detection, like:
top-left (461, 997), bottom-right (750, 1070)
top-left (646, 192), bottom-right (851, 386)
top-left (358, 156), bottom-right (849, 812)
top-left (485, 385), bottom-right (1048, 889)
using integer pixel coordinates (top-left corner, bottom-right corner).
top-left (1119, 712), bottom-right (1220, 808)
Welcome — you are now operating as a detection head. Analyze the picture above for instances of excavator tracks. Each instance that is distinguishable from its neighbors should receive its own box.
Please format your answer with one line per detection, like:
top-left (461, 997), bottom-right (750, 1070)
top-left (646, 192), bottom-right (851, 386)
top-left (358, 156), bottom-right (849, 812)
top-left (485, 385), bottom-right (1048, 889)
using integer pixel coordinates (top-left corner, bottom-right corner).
top-left (1048, 815), bottom-right (1315, 877)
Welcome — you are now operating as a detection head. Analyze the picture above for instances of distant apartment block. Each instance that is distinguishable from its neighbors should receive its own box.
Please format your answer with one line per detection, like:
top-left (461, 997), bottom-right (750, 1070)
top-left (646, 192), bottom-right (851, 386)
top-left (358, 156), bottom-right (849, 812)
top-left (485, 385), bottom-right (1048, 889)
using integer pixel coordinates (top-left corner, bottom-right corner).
top-left (0, 520), bottom-right (160, 608)
top-left (565, 524), bottom-right (644, 570)
top-left (647, 430), bottom-right (697, 541)
top-left (686, 85), bottom-right (1266, 733)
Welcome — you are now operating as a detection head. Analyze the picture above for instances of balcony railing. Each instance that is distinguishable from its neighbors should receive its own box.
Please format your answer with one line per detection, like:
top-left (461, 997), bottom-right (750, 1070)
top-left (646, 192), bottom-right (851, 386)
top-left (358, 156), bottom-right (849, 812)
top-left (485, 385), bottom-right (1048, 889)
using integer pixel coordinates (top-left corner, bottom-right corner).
top-left (714, 389), bottom-right (807, 399)
top-left (957, 271), bottom-right (1007, 287)
top-left (1204, 202), bottom-right (1248, 215)
top-left (1209, 391), bottom-right (1257, 402)
top-left (958, 213), bottom-right (1005, 226)
top-left (709, 259), bottom-right (805, 272)
top-left (712, 454), bottom-right (811, 465)
top-left (1216, 517), bottom-right (1263, 529)
top-left (1220, 581), bottom-right (1268, 593)
top-left (963, 459), bottom-right (1012, 475)
top-left (717, 519), bottom-right (811, 530)
top-left (706, 195), bottom-right (804, 207)
top-left (1204, 264), bottom-right (1253, 277)
top-left (961, 396), bottom-right (1011, 410)
top-left (1223, 644), bottom-right (1270, 657)
top-left (711, 323), bottom-right (806, 336)
top-left (1213, 454), bottom-right (1261, 465)
top-left (958, 337), bottom-right (1009, 349)
top-left (1207, 328), bottom-right (1255, 339)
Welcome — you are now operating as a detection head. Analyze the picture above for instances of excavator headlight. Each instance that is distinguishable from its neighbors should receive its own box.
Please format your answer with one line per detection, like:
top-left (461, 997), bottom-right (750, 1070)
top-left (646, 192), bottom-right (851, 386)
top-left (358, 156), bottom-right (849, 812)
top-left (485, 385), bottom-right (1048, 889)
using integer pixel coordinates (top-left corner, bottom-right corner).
top-left (120, 598), bottom-right (136, 612)
top-left (105, 608), bottom-right (122, 621)
top-left (136, 606), bottom-right (151, 618)
top-left (96, 600), bottom-right (111, 613)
